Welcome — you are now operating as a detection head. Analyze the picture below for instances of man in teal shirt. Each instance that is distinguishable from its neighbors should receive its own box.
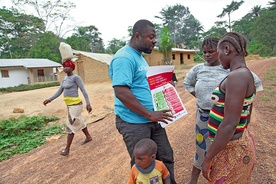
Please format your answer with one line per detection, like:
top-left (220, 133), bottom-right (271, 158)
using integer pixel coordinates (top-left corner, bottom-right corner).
top-left (109, 19), bottom-right (176, 184)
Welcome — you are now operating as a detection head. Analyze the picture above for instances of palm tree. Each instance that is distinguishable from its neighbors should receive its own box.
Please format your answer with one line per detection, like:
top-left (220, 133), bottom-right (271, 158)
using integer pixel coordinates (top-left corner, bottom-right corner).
top-left (217, 0), bottom-right (244, 31)
top-left (249, 5), bottom-right (262, 18)
top-left (243, 5), bottom-right (262, 21)
top-left (267, 0), bottom-right (276, 10)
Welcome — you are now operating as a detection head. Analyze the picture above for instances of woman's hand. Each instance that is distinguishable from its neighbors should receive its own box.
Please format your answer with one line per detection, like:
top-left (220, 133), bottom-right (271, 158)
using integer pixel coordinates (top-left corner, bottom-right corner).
top-left (86, 104), bottom-right (92, 113)
top-left (43, 99), bottom-right (51, 106)
top-left (202, 157), bottom-right (213, 182)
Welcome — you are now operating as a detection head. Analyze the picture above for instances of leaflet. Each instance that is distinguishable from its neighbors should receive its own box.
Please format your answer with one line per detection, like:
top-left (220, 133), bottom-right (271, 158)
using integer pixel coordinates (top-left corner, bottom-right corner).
top-left (147, 65), bottom-right (188, 128)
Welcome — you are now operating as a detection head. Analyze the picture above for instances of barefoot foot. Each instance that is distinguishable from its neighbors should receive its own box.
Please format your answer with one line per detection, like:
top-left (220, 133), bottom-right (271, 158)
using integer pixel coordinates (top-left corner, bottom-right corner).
top-left (60, 149), bottom-right (69, 156)
top-left (81, 136), bottom-right (92, 145)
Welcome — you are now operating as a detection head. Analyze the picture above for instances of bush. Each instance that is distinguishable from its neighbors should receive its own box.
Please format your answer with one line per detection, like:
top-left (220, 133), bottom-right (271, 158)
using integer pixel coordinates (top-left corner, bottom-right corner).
top-left (0, 82), bottom-right (60, 93)
top-left (0, 115), bottom-right (62, 161)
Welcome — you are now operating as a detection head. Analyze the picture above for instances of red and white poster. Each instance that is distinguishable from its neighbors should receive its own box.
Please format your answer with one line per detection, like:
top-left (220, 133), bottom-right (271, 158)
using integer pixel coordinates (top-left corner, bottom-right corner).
top-left (147, 65), bottom-right (188, 128)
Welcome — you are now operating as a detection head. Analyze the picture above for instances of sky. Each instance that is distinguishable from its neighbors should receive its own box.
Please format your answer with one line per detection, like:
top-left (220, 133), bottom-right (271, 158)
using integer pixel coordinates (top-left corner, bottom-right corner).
top-left (0, 0), bottom-right (271, 46)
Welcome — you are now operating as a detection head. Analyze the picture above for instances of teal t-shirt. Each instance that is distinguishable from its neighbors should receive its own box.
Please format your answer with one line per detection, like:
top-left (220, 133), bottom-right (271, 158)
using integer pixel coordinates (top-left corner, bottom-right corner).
top-left (109, 45), bottom-right (154, 123)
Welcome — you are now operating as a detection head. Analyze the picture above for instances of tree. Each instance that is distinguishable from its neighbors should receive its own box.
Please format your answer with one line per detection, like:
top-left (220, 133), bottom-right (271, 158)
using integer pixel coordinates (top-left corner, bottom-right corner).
top-left (65, 35), bottom-right (90, 52)
top-left (127, 26), bottom-right (133, 37)
top-left (65, 25), bottom-right (105, 53)
top-left (28, 32), bottom-right (61, 62)
top-left (251, 9), bottom-right (276, 54)
top-left (203, 21), bottom-right (227, 39)
top-left (0, 7), bottom-right (45, 58)
top-left (217, 0), bottom-right (244, 31)
top-left (232, 16), bottom-right (255, 41)
top-left (248, 5), bottom-right (262, 18)
top-left (182, 15), bottom-right (204, 49)
top-left (155, 4), bottom-right (203, 48)
top-left (267, 0), bottom-right (276, 10)
top-left (105, 38), bottom-right (126, 54)
top-left (232, 5), bottom-right (263, 42)
top-left (158, 26), bottom-right (174, 65)
top-left (11, 0), bottom-right (76, 37)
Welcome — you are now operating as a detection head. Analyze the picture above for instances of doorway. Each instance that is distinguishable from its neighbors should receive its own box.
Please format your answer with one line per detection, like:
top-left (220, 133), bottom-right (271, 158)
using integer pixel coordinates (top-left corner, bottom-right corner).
top-left (180, 53), bottom-right (184, 64)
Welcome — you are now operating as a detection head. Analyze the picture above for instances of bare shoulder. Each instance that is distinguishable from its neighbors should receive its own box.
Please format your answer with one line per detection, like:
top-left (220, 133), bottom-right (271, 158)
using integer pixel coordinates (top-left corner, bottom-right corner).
top-left (228, 68), bottom-right (252, 81)
top-left (224, 69), bottom-right (248, 88)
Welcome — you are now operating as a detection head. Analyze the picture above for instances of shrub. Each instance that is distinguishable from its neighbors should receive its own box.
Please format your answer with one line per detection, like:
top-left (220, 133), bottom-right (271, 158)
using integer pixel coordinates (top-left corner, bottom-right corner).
top-left (0, 115), bottom-right (62, 161)
top-left (0, 82), bottom-right (60, 93)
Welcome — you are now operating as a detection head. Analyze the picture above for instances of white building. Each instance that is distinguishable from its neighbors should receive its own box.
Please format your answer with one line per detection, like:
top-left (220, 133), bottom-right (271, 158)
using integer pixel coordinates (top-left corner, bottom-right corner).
top-left (0, 59), bottom-right (62, 88)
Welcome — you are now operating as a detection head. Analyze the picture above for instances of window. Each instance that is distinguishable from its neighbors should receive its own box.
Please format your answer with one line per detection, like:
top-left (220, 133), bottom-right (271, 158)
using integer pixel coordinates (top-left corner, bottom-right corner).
top-left (37, 69), bottom-right (44, 76)
top-left (187, 54), bottom-right (190, 59)
top-left (1, 70), bottom-right (9, 78)
top-left (172, 54), bottom-right (175, 60)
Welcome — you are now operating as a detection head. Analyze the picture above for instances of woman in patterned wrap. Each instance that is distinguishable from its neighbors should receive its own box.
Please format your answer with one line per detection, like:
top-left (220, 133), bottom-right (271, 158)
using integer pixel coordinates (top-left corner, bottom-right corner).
top-left (202, 32), bottom-right (257, 183)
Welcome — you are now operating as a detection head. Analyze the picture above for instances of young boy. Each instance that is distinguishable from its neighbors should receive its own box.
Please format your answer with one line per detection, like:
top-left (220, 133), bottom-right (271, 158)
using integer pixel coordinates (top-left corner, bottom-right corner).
top-left (128, 138), bottom-right (171, 184)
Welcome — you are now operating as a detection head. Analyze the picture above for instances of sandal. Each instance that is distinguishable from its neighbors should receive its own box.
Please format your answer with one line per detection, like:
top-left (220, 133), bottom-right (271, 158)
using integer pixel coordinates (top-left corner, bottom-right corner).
top-left (81, 137), bottom-right (92, 145)
top-left (60, 149), bottom-right (69, 156)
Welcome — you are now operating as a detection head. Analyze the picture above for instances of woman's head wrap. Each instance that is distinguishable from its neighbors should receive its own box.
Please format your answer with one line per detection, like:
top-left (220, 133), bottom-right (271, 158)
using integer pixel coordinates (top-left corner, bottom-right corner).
top-left (62, 59), bottom-right (75, 70)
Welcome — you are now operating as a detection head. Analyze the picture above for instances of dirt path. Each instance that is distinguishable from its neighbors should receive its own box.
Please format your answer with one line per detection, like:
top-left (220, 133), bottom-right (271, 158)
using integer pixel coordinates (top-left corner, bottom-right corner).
top-left (0, 58), bottom-right (275, 184)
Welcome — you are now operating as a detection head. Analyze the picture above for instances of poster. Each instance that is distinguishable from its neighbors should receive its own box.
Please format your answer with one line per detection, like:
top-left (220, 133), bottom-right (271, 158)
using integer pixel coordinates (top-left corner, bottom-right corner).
top-left (147, 65), bottom-right (188, 128)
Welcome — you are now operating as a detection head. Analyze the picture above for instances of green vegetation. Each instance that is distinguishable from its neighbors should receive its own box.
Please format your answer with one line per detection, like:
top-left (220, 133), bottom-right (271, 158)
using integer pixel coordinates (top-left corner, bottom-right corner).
top-left (261, 96), bottom-right (271, 101)
top-left (260, 63), bottom-right (276, 108)
top-left (0, 115), bottom-right (63, 161)
top-left (217, 0), bottom-right (245, 31)
top-left (194, 52), bottom-right (205, 63)
top-left (265, 68), bottom-right (276, 81)
top-left (0, 82), bottom-right (60, 93)
top-left (158, 26), bottom-right (175, 65)
top-left (1, 1), bottom-right (275, 60)
top-left (0, 82), bottom-right (62, 162)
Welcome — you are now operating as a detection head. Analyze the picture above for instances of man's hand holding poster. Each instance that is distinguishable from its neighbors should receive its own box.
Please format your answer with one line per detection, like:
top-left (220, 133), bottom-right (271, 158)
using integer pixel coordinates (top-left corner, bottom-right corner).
top-left (147, 65), bottom-right (188, 128)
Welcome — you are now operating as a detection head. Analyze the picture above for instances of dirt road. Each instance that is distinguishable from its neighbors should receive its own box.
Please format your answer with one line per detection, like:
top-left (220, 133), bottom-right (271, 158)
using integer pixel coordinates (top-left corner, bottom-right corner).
top-left (0, 58), bottom-right (275, 184)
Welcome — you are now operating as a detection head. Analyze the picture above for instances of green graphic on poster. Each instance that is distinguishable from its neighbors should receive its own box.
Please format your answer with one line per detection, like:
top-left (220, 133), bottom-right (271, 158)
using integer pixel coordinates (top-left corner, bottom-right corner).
top-left (153, 91), bottom-right (169, 110)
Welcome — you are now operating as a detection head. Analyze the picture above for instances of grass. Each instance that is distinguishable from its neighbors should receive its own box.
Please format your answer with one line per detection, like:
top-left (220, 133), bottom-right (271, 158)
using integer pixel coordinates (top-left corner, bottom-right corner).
top-left (260, 62), bottom-right (276, 108)
top-left (261, 96), bottom-right (271, 101)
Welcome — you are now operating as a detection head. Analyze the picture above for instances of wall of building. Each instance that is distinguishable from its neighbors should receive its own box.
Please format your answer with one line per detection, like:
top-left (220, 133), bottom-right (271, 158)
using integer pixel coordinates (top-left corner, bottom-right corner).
top-left (58, 55), bottom-right (111, 84)
top-left (144, 50), bottom-right (195, 66)
top-left (0, 67), bottom-right (28, 88)
top-left (30, 68), bottom-right (58, 83)
top-left (143, 50), bottom-right (164, 66)
top-left (80, 55), bottom-right (110, 83)
top-left (171, 51), bottom-right (195, 65)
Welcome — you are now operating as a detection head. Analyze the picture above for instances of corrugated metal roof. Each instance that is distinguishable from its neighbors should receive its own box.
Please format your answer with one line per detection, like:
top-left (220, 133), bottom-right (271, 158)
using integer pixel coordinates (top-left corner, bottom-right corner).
top-left (153, 47), bottom-right (199, 52)
top-left (73, 50), bottom-right (113, 65)
top-left (172, 48), bottom-right (199, 52)
top-left (0, 59), bottom-right (62, 68)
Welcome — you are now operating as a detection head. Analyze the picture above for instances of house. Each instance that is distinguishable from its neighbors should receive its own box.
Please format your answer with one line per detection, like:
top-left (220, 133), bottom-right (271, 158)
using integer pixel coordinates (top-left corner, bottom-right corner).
top-left (143, 48), bottom-right (199, 66)
top-left (0, 59), bottom-right (62, 88)
top-left (58, 50), bottom-right (113, 84)
top-left (57, 47), bottom-right (197, 84)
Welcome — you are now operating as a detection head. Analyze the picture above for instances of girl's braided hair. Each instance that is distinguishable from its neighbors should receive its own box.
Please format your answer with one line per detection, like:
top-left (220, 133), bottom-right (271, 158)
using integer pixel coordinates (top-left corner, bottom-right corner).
top-left (218, 32), bottom-right (248, 56)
